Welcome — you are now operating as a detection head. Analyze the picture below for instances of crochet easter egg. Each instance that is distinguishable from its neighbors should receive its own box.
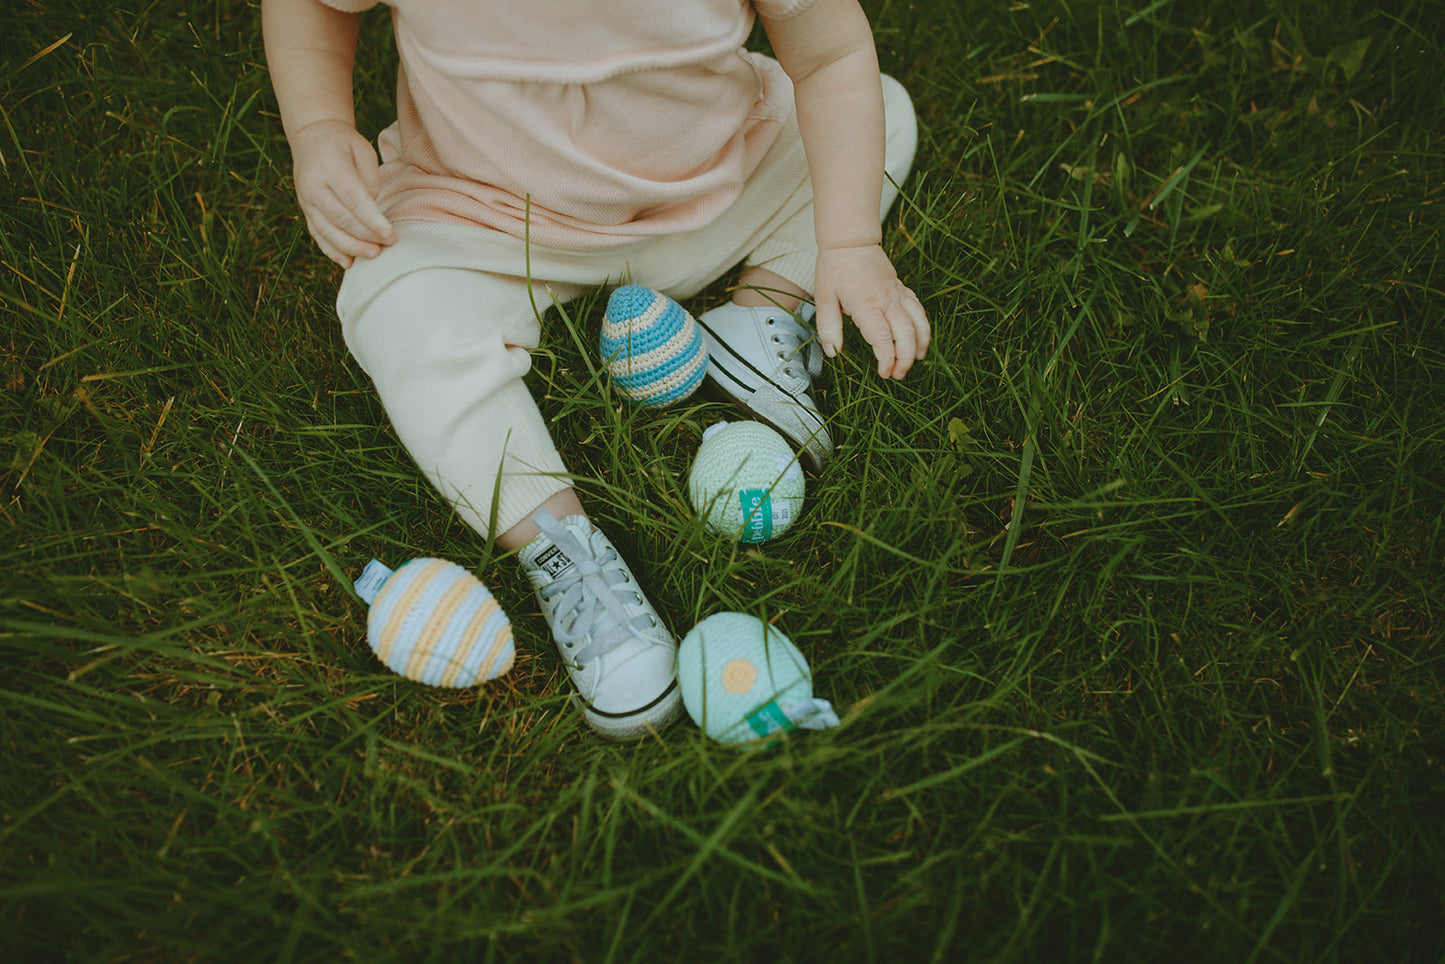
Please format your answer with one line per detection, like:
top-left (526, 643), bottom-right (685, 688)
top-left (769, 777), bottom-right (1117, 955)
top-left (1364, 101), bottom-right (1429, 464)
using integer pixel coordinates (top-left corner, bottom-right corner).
top-left (688, 421), bottom-right (805, 543)
top-left (353, 558), bottom-right (514, 687)
top-left (599, 284), bottom-right (708, 407)
top-left (677, 612), bottom-right (838, 748)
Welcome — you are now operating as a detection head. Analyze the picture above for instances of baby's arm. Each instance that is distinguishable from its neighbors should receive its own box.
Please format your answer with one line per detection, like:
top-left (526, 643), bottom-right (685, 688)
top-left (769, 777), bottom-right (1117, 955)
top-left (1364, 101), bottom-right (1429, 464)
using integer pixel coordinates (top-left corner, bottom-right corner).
top-left (262, 0), bottom-right (395, 267)
top-left (760, 0), bottom-right (929, 379)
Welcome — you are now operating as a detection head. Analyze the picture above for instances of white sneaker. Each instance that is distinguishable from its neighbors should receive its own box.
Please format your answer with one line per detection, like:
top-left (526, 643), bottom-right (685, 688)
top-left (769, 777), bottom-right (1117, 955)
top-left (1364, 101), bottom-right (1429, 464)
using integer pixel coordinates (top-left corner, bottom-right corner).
top-left (697, 301), bottom-right (833, 471)
top-left (519, 511), bottom-right (681, 739)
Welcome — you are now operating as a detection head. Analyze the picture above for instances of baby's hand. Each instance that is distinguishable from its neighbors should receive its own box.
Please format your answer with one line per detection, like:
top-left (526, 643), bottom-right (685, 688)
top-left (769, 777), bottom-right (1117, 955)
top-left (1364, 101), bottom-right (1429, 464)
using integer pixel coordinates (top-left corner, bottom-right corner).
top-left (288, 119), bottom-right (396, 268)
top-left (813, 243), bottom-right (930, 379)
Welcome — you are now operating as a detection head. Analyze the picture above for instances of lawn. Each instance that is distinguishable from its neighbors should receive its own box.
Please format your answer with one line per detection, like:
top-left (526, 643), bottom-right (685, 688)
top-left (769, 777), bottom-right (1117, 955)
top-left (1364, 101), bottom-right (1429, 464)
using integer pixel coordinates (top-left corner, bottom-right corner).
top-left (2, 0), bottom-right (1443, 960)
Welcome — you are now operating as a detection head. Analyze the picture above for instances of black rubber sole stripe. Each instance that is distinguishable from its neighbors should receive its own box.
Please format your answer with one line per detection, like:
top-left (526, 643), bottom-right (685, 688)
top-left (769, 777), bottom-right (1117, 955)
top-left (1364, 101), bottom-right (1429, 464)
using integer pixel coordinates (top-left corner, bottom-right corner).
top-left (582, 677), bottom-right (680, 720)
top-left (696, 319), bottom-right (825, 427)
top-left (695, 316), bottom-right (792, 398)
top-left (696, 316), bottom-right (829, 470)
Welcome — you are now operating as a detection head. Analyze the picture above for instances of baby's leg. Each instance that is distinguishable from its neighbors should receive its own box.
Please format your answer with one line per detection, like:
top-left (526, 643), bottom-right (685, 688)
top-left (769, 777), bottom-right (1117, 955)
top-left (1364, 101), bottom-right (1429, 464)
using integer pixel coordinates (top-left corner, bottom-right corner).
top-left (339, 257), bottom-right (576, 540)
top-left (337, 241), bottom-right (680, 737)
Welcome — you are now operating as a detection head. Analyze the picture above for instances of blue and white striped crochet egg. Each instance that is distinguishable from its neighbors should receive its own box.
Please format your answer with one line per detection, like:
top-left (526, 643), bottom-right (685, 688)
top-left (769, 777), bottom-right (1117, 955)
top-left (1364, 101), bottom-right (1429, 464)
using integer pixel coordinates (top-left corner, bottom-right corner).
top-left (599, 284), bottom-right (708, 408)
top-left (354, 558), bottom-right (514, 687)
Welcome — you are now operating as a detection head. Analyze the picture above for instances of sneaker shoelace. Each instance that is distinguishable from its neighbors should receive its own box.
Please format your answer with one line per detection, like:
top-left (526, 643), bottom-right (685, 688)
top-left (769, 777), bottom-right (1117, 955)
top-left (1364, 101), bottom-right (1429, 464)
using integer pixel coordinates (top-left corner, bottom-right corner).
top-left (762, 311), bottom-right (825, 386)
top-left (533, 513), bottom-right (658, 667)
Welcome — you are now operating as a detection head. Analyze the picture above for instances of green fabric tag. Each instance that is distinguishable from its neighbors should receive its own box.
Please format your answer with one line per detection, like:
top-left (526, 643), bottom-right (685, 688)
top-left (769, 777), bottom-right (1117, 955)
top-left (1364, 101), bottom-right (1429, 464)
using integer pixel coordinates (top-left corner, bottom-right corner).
top-left (739, 488), bottom-right (773, 542)
top-left (745, 701), bottom-right (797, 739)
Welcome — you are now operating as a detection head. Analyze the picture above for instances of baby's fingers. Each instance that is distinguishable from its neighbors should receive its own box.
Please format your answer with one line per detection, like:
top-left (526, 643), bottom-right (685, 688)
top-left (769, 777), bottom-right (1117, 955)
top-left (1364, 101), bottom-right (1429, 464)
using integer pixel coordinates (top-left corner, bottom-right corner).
top-left (856, 307), bottom-right (899, 379)
top-left (859, 290), bottom-right (930, 379)
top-left (303, 203), bottom-right (378, 268)
top-left (310, 227), bottom-right (357, 270)
top-left (321, 182), bottom-right (393, 249)
top-left (904, 289), bottom-right (930, 359)
top-left (885, 304), bottom-right (917, 379)
top-left (302, 186), bottom-right (393, 264)
top-left (302, 206), bottom-right (363, 268)
top-left (891, 291), bottom-right (930, 378)
top-left (347, 139), bottom-right (395, 244)
top-left (815, 297), bottom-right (844, 359)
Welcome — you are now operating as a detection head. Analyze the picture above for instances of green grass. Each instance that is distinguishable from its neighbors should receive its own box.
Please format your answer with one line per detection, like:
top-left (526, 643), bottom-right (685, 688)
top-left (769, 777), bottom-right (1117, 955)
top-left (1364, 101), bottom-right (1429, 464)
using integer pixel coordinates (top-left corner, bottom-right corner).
top-left (3, 0), bottom-right (1443, 960)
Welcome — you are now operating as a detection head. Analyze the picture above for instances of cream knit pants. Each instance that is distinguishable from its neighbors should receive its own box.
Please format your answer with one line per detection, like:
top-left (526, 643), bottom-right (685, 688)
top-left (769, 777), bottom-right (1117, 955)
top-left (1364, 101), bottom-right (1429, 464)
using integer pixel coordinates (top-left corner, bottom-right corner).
top-left (337, 76), bottom-right (918, 538)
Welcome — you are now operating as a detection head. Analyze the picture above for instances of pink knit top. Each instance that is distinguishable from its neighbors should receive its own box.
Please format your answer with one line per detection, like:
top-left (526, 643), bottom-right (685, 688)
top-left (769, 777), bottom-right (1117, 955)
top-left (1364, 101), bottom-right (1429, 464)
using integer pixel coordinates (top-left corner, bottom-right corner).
top-left (320, 0), bottom-right (817, 249)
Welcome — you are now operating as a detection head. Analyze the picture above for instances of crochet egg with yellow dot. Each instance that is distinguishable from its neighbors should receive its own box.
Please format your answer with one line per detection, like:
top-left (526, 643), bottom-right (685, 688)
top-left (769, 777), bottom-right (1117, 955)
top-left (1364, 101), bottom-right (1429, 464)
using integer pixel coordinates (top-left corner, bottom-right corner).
top-left (677, 612), bottom-right (818, 748)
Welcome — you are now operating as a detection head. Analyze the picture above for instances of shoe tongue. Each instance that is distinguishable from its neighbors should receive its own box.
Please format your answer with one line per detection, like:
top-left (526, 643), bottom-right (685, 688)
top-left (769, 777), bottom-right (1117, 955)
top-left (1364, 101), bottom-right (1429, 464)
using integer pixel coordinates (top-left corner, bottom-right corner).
top-left (522, 513), bottom-right (594, 583)
top-left (527, 541), bottom-right (575, 582)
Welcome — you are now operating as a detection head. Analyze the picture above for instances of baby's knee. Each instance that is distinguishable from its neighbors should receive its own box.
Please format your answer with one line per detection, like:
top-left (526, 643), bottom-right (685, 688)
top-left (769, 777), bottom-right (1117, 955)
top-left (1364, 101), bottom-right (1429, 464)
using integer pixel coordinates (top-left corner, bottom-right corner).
top-left (337, 263), bottom-right (540, 388)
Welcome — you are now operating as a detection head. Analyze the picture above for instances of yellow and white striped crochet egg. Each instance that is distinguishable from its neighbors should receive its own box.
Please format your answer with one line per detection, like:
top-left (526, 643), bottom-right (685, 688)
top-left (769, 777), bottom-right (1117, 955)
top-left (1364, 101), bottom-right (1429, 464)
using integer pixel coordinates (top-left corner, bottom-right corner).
top-left (354, 558), bottom-right (514, 687)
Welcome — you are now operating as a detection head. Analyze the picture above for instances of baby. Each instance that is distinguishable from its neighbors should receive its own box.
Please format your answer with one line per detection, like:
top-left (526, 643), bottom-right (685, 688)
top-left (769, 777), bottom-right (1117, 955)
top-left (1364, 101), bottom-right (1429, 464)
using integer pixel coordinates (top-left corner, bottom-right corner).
top-left (262, 0), bottom-right (930, 739)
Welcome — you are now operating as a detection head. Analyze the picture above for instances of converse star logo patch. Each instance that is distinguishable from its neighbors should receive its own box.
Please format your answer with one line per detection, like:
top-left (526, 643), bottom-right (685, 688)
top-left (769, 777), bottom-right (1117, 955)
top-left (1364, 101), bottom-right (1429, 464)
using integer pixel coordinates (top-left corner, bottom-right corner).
top-left (533, 544), bottom-right (574, 581)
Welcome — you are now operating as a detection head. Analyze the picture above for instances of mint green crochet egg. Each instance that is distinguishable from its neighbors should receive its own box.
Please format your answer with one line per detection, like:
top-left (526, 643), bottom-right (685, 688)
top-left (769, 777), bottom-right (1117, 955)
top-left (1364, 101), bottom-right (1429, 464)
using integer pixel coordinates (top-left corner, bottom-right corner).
top-left (677, 613), bottom-right (838, 748)
top-left (688, 421), bottom-right (805, 543)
